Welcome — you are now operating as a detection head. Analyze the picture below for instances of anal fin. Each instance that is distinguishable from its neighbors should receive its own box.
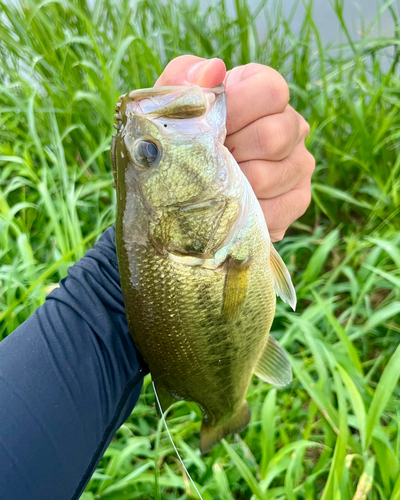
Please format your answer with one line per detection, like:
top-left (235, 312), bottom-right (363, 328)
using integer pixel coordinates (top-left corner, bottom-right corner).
top-left (200, 401), bottom-right (250, 454)
top-left (153, 382), bottom-right (180, 416)
top-left (254, 335), bottom-right (292, 386)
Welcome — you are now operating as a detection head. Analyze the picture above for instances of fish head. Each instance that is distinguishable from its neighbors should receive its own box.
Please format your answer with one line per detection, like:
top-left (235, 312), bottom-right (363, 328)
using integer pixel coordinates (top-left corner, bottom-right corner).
top-left (113, 85), bottom-right (243, 258)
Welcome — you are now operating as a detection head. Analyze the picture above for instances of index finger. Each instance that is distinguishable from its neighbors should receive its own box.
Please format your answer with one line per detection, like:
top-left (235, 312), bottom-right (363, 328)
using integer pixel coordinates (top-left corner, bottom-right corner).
top-left (154, 55), bottom-right (226, 89)
top-left (224, 63), bottom-right (290, 135)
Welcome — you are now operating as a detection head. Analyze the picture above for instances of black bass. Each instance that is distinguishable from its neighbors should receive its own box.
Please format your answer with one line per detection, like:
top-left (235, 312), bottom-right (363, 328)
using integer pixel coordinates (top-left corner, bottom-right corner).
top-left (112, 85), bottom-right (296, 453)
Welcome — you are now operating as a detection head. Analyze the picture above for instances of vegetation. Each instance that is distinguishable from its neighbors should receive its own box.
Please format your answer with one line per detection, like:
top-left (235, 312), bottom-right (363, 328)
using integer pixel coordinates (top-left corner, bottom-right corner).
top-left (1, 0), bottom-right (400, 498)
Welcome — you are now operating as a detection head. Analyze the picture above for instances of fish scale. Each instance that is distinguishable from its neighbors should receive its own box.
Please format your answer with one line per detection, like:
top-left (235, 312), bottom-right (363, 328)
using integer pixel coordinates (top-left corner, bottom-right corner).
top-left (113, 84), bottom-right (296, 453)
top-left (135, 248), bottom-right (209, 384)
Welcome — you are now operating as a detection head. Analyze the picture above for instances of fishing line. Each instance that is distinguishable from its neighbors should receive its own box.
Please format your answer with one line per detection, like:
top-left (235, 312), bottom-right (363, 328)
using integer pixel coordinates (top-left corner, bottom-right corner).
top-left (152, 381), bottom-right (204, 500)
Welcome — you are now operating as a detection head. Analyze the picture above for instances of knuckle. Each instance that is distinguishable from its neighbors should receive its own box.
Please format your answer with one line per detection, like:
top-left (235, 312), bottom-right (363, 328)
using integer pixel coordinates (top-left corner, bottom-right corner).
top-left (297, 114), bottom-right (310, 139)
top-left (288, 106), bottom-right (310, 140)
top-left (298, 188), bottom-right (312, 216)
top-left (267, 195), bottom-right (286, 229)
top-left (294, 145), bottom-right (315, 179)
top-left (246, 62), bottom-right (264, 73)
top-left (256, 118), bottom-right (287, 160)
top-left (269, 119), bottom-right (290, 160)
top-left (270, 230), bottom-right (286, 242)
top-left (254, 121), bottom-right (270, 157)
top-left (302, 117), bottom-right (311, 137)
top-left (304, 150), bottom-right (316, 177)
top-left (240, 161), bottom-right (262, 191)
top-left (268, 71), bottom-right (290, 110)
top-left (290, 108), bottom-right (309, 140)
top-left (274, 157), bottom-right (293, 191)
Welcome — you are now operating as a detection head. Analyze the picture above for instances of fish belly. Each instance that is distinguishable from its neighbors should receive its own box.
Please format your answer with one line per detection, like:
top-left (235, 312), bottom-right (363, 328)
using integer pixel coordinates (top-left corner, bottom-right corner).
top-left (119, 238), bottom-right (275, 426)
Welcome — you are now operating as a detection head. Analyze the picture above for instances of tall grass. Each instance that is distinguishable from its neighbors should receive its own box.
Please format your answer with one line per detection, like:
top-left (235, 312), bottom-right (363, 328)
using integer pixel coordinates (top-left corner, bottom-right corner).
top-left (1, 0), bottom-right (400, 498)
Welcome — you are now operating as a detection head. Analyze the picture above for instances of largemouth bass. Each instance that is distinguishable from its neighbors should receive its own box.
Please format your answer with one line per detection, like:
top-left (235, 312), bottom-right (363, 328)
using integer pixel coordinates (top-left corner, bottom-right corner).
top-left (112, 85), bottom-right (296, 454)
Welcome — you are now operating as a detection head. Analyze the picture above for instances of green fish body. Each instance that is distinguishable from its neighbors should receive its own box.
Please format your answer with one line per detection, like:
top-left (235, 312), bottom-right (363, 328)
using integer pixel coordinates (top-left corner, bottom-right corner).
top-left (112, 85), bottom-right (296, 453)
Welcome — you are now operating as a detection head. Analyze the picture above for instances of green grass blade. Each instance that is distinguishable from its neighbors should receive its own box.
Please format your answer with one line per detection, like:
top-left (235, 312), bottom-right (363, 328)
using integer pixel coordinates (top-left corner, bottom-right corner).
top-left (222, 440), bottom-right (266, 500)
top-left (337, 365), bottom-right (366, 451)
top-left (366, 343), bottom-right (400, 449)
top-left (352, 457), bottom-right (375, 500)
top-left (260, 388), bottom-right (277, 479)
top-left (302, 228), bottom-right (340, 284)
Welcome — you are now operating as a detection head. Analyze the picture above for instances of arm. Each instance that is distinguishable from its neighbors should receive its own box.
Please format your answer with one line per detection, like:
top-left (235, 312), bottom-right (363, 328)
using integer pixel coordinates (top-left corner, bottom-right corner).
top-left (0, 226), bottom-right (147, 500)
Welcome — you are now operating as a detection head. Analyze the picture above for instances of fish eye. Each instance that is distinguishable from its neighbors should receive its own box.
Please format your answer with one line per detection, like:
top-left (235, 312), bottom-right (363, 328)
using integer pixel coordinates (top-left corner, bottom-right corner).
top-left (132, 139), bottom-right (160, 169)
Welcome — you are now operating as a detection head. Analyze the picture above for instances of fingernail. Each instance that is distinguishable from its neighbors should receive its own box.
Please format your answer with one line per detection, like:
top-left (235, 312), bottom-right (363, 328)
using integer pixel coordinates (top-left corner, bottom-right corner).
top-left (187, 59), bottom-right (215, 83)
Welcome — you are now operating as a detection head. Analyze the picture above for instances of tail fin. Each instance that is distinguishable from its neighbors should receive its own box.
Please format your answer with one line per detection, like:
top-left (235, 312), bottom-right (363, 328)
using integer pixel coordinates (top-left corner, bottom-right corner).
top-left (200, 401), bottom-right (251, 454)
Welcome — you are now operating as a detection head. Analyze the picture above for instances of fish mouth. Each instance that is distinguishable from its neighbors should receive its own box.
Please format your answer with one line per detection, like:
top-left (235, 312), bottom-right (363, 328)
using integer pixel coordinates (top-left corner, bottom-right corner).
top-left (126, 84), bottom-right (224, 102)
top-left (115, 85), bottom-right (225, 128)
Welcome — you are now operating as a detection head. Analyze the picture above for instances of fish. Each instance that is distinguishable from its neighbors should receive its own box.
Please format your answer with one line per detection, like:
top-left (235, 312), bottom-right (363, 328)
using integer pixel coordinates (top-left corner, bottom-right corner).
top-left (111, 84), bottom-right (296, 454)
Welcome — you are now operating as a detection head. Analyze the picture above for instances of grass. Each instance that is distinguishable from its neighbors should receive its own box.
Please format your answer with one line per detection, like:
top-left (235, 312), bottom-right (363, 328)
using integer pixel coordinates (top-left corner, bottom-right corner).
top-left (1, 0), bottom-right (400, 498)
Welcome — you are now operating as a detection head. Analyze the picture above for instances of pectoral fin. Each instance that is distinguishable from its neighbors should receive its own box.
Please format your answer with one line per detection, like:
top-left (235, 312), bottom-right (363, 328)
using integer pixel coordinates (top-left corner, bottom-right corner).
top-left (222, 257), bottom-right (251, 321)
top-left (270, 243), bottom-right (296, 311)
top-left (254, 335), bottom-right (292, 386)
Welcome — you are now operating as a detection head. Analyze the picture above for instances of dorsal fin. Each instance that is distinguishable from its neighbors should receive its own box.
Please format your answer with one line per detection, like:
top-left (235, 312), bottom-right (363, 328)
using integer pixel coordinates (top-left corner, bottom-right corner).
top-left (270, 243), bottom-right (296, 311)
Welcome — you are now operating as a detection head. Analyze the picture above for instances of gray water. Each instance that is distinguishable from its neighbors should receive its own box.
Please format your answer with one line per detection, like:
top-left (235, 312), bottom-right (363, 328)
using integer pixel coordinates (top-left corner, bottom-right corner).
top-left (207, 0), bottom-right (398, 45)
top-left (268, 0), bottom-right (396, 42)
top-left (205, 0), bottom-right (399, 72)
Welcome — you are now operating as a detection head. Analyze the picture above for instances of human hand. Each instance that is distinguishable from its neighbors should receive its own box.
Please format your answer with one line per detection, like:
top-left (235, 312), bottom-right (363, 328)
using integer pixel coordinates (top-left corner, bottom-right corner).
top-left (155, 56), bottom-right (314, 242)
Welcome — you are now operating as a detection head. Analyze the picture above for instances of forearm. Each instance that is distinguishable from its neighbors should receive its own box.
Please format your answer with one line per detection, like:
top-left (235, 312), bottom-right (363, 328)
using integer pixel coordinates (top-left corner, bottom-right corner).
top-left (0, 226), bottom-right (146, 500)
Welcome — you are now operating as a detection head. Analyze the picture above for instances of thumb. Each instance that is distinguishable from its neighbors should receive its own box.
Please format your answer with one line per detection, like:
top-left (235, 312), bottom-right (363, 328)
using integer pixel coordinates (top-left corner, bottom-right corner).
top-left (155, 55), bottom-right (226, 88)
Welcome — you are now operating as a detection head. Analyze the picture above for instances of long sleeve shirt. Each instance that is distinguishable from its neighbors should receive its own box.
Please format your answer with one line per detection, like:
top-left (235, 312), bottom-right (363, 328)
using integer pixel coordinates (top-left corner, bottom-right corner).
top-left (0, 226), bottom-right (147, 500)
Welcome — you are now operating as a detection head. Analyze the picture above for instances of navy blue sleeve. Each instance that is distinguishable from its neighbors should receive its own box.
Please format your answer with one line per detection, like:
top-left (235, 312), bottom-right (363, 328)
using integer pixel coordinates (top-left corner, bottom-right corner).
top-left (0, 226), bottom-right (147, 500)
